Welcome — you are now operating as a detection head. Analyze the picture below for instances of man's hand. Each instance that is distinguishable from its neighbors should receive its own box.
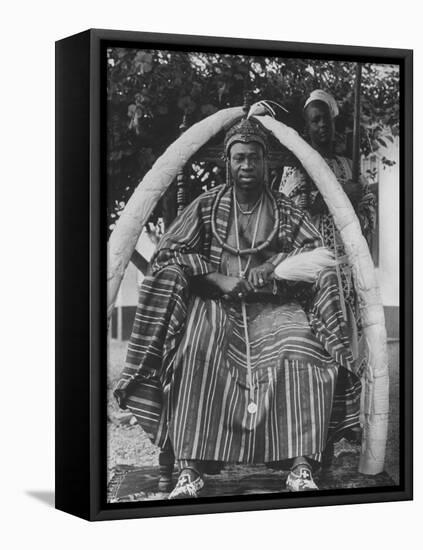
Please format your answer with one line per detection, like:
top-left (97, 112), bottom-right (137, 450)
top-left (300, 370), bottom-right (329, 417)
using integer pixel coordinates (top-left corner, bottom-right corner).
top-left (247, 262), bottom-right (275, 290)
top-left (201, 272), bottom-right (253, 299)
top-left (218, 274), bottom-right (253, 299)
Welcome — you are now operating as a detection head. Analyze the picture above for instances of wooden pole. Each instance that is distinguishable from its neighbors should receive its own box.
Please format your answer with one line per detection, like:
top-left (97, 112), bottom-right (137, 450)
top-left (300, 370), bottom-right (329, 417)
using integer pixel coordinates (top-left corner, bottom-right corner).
top-left (352, 63), bottom-right (362, 182)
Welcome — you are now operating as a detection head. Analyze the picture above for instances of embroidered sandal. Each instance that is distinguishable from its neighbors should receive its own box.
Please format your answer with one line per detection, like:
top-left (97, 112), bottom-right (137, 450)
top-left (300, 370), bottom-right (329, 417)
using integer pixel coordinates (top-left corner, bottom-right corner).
top-left (168, 469), bottom-right (204, 499)
top-left (286, 464), bottom-right (319, 492)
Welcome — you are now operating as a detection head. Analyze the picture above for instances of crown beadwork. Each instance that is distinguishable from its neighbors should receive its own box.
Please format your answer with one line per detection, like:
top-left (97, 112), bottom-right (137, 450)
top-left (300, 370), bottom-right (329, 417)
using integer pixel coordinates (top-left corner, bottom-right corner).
top-left (224, 117), bottom-right (269, 157)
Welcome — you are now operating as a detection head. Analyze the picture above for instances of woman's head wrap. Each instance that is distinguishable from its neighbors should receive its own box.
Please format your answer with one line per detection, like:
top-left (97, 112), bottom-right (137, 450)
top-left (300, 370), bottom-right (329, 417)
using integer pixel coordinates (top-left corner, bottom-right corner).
top-left (304, 89), bottom-right (339, 119)
top-left (224, 117), bottom-right (269, 158)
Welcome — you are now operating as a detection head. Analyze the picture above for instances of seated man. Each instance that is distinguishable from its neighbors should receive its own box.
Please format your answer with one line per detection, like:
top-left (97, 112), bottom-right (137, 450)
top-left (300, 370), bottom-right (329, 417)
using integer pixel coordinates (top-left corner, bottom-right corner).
top-left (114, 117), bottom-right (361, 498)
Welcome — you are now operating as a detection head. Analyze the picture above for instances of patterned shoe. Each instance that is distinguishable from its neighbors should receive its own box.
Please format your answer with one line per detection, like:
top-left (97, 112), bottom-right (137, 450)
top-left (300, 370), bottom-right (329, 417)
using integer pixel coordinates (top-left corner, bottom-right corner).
top-left (168, 470), bottom-right (204, 499)
top-left (286, 465), bottom-right (319, 492)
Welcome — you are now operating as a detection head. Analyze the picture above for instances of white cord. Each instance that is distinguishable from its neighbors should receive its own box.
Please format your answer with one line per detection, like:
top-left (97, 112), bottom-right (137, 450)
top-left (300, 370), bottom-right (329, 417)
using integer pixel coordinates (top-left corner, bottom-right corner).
top-left (233, 188), bottom-right (264, 410)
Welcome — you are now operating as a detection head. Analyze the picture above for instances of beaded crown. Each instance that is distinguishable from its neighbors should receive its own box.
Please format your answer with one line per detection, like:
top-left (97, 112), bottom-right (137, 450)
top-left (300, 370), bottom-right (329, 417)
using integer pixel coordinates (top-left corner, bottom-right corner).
top-left (224, 117), bottom-right (269, 157)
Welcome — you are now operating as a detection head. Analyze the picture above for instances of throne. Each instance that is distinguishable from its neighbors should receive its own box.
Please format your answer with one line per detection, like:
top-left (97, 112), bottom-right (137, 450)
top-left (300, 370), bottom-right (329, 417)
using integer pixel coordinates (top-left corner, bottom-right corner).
top-left (108, 85), bottom-right (391, 498)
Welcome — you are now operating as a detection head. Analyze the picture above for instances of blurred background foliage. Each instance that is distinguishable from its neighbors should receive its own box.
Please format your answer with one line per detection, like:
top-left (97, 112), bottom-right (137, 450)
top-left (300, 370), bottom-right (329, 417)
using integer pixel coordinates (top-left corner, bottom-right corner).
top-left (107, 48), bottom-right (400, 233)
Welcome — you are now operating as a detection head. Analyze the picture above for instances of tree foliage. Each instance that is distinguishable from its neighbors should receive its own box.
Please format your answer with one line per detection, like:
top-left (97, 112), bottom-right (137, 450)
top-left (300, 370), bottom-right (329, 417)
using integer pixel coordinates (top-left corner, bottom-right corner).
top-left (107, 48), bottom-right (399, 232)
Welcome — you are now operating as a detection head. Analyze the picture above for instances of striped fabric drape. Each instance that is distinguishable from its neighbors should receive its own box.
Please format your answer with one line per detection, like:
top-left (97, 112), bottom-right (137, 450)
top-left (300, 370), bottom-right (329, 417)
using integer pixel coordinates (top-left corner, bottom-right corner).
top-left (114, 185), bottom-right (361, 464)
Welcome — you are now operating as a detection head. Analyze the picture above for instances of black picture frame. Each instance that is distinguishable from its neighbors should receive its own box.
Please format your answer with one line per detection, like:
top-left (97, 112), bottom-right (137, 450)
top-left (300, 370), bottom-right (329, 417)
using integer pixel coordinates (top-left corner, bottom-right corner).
top-left (55, 28), bottom-right (413, 521)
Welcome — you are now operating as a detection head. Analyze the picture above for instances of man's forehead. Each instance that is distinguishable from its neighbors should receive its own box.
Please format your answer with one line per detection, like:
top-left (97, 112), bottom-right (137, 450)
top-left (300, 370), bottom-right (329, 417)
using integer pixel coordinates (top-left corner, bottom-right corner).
top-left (230, 141), bottom-right (264, 155)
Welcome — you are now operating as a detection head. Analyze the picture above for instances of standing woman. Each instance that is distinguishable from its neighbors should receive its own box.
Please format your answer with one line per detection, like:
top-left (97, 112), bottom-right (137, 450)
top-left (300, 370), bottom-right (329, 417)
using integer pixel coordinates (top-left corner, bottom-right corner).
top-left (280, 90), bottom-right (376, 366)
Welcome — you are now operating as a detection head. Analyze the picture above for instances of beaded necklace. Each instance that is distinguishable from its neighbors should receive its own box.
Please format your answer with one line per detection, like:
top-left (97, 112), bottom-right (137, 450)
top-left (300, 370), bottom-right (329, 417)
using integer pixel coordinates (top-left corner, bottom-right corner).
top-left (211, 184), bottom-right (280, 415)
top-left (232, 186), bottom-right (263, 278)
top-left (211, 185), bottom-right (280, 256)
top-left (234, 193), bottom-right (263, 216)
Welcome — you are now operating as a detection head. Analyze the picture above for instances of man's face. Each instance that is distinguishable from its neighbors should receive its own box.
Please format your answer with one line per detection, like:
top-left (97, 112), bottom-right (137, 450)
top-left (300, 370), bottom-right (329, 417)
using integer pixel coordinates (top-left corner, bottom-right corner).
top-left (305, 101), bottom-right (334, 148)
top-left (229, 141), bottom-right (265, 193)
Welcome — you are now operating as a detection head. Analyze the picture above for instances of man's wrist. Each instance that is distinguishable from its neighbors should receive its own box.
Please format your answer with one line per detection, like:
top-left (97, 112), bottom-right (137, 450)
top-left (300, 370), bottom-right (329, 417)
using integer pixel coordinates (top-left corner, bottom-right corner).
top-left (263, 261), bottom-right (275, 273)
top-left (200, 271), bottom-right (222, 286)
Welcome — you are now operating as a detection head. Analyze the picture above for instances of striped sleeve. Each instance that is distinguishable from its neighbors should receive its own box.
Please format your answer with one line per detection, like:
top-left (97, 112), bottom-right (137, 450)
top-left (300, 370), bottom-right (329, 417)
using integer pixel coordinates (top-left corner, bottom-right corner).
top-left (267, 202), bottom-right (323, 268)
top-left (151, 194), bottom-right (215, 277)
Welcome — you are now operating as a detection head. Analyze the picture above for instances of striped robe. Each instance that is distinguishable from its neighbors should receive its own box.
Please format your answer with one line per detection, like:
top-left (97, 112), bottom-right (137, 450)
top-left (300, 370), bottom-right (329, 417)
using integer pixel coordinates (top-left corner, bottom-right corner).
top-left (114, 185), bottom-right (361, 464)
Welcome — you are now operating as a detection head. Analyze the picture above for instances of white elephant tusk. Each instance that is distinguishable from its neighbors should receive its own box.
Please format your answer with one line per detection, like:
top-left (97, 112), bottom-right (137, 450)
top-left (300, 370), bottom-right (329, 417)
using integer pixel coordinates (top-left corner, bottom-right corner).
top-left (254, 114), bottom-right (389, 476)
top-left (107, 106), bottom-right (244, 320)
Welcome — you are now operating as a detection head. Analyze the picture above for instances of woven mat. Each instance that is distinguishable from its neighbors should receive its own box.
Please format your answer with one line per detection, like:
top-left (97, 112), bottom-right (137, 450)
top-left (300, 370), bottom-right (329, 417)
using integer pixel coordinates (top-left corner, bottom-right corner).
top-left (108, 450), bottom-right (396, 503)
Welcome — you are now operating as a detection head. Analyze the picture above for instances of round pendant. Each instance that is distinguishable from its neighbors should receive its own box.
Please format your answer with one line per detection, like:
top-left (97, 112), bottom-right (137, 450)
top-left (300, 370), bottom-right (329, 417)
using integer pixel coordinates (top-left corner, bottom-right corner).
top-left (247, 402), bottom-right (257, 414)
